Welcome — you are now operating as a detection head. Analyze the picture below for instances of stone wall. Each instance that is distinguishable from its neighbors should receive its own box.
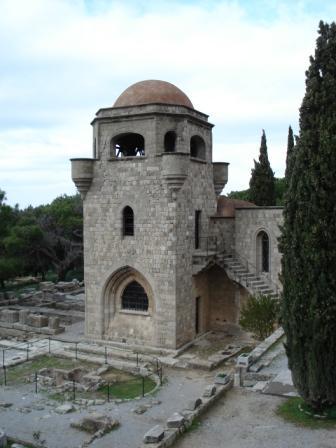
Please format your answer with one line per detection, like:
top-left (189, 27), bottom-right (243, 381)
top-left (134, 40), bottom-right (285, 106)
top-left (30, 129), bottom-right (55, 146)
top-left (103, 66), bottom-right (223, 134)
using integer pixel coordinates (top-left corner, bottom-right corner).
top-left (234, 207), bottom-right (283, 290)
top-left (83, 103), bottom-right (216, 349)
top-left (209, 217), bottom-right (235, 252)
top-left (193, 265), bottom-right (249, 333)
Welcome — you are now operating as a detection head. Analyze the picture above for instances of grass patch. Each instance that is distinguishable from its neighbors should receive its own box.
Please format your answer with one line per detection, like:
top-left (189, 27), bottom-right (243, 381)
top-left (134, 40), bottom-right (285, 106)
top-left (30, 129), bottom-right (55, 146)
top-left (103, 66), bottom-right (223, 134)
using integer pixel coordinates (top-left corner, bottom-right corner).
top-left (99, 376), bottom-right (156, 399)
top-left (49, 375), bottom-right (156, 402)
top-left (276, 397), bottom-right (336, 429)
top-left (186, 418), bottom-right (202, 433)
top-left (3, 355), bottom-right (98, 384)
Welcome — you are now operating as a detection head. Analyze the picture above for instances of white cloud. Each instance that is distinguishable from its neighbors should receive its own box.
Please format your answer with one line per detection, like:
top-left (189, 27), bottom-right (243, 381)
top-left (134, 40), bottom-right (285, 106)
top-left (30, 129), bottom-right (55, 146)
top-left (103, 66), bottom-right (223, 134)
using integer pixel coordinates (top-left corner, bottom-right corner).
top-left (0, 0), bottom-right (335, 206)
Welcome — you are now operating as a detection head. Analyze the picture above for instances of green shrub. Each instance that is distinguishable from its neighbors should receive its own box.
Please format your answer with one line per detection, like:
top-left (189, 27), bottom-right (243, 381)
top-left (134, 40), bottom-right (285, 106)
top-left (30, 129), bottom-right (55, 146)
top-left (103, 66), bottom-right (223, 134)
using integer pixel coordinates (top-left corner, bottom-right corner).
top-left (239, 294), bottom-right (279, 340)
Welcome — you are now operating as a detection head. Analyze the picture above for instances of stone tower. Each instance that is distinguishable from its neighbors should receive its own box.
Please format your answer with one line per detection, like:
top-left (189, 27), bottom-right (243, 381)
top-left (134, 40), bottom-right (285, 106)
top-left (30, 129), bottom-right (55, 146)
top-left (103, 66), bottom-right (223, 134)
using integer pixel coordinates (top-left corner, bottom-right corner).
top-left (71, 80), bottom-right (228, 349)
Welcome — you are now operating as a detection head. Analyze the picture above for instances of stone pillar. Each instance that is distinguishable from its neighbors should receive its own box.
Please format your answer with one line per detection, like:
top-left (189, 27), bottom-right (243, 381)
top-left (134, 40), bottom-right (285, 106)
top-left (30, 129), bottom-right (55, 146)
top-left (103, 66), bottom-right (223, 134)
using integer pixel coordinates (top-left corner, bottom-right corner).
top-left (49, 317), bottom-right (60, 330)
top-left (19, 310), bottom-right (30, 325)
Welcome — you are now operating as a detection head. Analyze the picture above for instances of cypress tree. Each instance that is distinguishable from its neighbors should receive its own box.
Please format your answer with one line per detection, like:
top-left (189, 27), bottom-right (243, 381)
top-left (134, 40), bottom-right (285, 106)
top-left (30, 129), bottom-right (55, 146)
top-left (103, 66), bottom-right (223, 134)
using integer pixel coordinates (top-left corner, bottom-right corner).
top-left (280, 21), bottom-right (336, 412)
top-left (285, 125), bottom-right (295, 179)
top-left (249, 130), bottom-right (276, 205)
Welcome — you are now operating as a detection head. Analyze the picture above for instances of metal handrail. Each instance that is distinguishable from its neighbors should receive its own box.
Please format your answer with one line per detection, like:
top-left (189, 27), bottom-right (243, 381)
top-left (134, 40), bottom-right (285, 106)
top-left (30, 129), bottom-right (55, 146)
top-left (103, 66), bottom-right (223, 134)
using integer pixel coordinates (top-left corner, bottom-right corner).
top-left (196, 236), bottom-right (222, 257)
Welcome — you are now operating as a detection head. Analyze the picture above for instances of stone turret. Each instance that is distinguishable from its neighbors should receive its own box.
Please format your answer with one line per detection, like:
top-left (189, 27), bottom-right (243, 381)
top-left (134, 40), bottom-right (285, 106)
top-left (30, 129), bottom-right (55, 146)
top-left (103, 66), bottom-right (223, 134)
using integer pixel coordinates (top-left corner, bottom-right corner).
top-left (71, 80), bottom-right (229, 349)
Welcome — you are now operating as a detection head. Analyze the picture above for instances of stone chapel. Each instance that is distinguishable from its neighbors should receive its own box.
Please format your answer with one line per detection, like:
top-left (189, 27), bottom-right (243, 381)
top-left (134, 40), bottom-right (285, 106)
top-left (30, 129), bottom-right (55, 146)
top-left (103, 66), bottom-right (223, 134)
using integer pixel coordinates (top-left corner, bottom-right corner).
top-left (71, 80), bottom-right (283, 350)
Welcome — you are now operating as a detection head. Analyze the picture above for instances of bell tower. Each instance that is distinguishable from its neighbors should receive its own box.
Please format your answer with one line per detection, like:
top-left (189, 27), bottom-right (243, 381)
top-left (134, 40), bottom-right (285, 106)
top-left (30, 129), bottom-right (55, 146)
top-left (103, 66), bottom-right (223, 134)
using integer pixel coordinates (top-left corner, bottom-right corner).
top-left (71, 80), bottom-right (227, 349)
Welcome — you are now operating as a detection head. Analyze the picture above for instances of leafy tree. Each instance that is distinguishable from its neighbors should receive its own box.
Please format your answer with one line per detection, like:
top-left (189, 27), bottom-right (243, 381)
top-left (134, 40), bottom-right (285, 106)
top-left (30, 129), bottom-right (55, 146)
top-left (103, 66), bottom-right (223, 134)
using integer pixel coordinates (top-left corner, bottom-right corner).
top-left (0, 257), bottom-right (22, 288)
top-left (4, 220), bottom-right (50, 280)
top-left (228, 178), bottom-right (285, 205)
top-left (0, 190), bottom-right (20, 287)
top-left (280, 21), bottom-right (336, 412)
top-left (0, 192), bottom-right (83, 284)
top-left (37, 194), bottom-right (83, 281)
top-left (249, 130), bottom-right (276, 205)
top-left (239, 294), bottom-right (279, 340)
top-left (274, 177), bottom-right (286, 206)
top-left (227, 188), bottom-right (250, 201)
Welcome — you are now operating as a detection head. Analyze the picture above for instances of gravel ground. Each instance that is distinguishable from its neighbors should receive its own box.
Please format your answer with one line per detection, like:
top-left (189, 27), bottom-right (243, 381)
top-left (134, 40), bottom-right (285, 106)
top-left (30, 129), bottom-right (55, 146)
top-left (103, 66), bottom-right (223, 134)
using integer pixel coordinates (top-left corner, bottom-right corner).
top-left (174, 388), bottom-right (336, 448)
top-left (0, 367), bottom-right (212, 448)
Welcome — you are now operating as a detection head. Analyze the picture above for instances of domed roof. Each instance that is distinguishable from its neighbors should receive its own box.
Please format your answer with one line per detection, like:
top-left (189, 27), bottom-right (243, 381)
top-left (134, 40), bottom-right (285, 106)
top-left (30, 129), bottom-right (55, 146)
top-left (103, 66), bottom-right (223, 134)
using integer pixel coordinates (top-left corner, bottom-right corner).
top-left (113, 80), bottom-right (194, 109)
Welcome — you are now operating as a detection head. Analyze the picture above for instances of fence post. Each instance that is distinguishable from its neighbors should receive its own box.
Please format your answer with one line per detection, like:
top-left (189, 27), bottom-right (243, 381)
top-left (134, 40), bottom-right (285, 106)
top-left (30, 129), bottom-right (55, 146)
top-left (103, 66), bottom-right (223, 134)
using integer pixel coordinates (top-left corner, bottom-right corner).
top-left (26, 343), bottom-right (29, 361)
top-left (142, 376), bottom-right (145, 397)
top-left (159, 367), bottom-right (163, 386)
top-left (75, 342), bottom-right (78, 360)
top-left (105, 346), bottom-right (107, 364)
top-left (2, 350), bottom-right (4, 368)
top-left (73, 380), bottom-right (76, 401)
top-left (48, 337), bottom-right (51, 354)
top-left (35, 371), bottom-right (38, 393)
top-left (3, 366), bottom-right (6, 386)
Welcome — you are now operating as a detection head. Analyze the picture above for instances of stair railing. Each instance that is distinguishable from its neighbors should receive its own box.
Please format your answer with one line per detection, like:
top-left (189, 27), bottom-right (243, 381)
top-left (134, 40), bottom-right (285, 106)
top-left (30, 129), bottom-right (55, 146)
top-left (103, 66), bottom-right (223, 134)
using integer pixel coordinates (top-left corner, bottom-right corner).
top-left (224, 249), bottom-right (280, 296)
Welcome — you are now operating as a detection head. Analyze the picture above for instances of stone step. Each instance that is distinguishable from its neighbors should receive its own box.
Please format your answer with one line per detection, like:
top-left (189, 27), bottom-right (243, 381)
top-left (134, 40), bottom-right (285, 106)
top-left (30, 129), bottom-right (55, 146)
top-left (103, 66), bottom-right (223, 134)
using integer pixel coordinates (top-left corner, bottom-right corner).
top-left (247, 280), bottom-right (266, 286)
top-left (257, 285), bottom-right (274, 294)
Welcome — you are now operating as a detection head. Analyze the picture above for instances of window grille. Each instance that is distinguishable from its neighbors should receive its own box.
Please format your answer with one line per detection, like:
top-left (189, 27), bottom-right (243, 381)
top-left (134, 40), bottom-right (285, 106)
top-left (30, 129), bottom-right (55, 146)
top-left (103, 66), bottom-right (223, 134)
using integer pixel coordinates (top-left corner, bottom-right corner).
top-left (122, 281), bottom-right (149, 311)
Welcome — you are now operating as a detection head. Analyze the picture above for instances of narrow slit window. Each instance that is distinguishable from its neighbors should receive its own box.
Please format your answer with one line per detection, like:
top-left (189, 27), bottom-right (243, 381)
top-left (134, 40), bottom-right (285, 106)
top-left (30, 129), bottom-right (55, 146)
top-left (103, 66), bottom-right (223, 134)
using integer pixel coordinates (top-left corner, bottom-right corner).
top-left (123, 206), bottom-right (134, 236)
top-left (257, 230), bottom-right (269, 273)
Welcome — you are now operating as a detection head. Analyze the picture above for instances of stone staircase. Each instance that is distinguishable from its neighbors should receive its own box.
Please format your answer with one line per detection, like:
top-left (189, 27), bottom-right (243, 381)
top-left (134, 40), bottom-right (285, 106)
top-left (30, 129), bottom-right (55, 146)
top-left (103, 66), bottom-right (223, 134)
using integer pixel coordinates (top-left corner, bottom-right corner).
top-left (192, 251), bottom-right (279, 298)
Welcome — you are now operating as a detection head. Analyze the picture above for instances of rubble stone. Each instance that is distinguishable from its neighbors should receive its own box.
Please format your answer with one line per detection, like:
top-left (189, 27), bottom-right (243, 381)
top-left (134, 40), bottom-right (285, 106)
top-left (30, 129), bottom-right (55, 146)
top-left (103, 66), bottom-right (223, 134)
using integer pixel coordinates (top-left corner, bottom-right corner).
top-left (143, 425), bottom-right (165, 444)
top-left (48, 317), bottom-right (60, 330)
top-left (55, 403), bottom-right (75, 414)
top-left (203, 384), bottom-right (216, 397)
top-left (70, 413), bottom-right (119, 434)
top-left (0, 309), bottom-right (19, 323)
top-left (28, 314), bottom-right (48, 328)
top-left (166, 412), bottom-right (185, 428)
top-left (19, 310), bottom-right (29, 325)
top-left (185, 398), bottom-right (202, 410)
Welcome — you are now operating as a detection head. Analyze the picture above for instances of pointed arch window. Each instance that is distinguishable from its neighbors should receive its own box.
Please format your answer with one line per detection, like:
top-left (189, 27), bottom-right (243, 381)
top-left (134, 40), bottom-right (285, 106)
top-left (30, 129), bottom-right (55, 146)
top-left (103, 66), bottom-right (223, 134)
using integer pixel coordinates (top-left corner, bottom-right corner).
top-left (122, 281), bottom-right (149, 311)
top-left (123, 206), bottom-right (134, 236)
top-left (257, 230), bottom-right (269, 273)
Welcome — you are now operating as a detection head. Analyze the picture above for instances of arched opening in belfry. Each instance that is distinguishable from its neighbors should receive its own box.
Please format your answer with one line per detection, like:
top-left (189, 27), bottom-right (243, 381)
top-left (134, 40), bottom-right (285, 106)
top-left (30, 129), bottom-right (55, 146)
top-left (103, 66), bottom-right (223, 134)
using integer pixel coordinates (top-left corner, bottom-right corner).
top-left (257, 230), bottom-right (270, 273)
top-left (190, 135), bottom-right (206, 159)
top-left (121, 280), bottom-right (149, 312)
top-left (122, 206), bottom-right (134, 236)
top-left (164, 131), bottom-right (177, 152)
top-left (111, 133), bottom-right (145, 157)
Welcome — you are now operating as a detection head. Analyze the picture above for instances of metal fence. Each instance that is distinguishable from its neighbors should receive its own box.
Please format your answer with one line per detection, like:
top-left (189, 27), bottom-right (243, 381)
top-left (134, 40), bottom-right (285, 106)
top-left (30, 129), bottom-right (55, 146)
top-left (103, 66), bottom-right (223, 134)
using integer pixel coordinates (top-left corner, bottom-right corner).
top-left (0, 337), bottom-right (163, 401)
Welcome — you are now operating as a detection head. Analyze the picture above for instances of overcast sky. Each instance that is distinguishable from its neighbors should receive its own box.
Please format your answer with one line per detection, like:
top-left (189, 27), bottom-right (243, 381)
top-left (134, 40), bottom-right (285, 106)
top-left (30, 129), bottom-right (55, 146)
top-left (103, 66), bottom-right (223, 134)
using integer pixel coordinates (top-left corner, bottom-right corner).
top-left (1, 0), bottom-right (335, 207)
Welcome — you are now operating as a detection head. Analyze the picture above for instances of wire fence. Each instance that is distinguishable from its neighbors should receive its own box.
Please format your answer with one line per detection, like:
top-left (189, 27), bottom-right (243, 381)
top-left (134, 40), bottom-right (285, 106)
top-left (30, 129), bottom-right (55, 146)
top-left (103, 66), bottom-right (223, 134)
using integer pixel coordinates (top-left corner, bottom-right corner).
top-left (0, 337), bottom-right (163, 402)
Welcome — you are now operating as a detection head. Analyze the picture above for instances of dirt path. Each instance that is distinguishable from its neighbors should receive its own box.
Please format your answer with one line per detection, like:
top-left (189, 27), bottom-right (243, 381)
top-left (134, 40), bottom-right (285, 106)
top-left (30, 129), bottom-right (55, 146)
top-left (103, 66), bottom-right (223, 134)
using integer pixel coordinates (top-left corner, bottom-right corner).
top-left (175, 388), bottom-right (336, 448)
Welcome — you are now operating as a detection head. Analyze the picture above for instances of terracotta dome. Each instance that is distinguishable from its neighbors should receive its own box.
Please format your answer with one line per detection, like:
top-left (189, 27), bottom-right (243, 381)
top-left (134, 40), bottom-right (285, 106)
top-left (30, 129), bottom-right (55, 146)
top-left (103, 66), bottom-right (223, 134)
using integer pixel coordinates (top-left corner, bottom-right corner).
top-left (113, 80), bottom-right (194, 109)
